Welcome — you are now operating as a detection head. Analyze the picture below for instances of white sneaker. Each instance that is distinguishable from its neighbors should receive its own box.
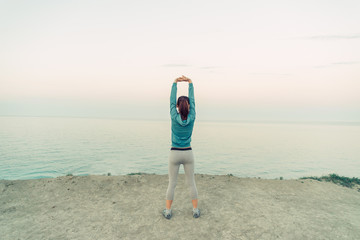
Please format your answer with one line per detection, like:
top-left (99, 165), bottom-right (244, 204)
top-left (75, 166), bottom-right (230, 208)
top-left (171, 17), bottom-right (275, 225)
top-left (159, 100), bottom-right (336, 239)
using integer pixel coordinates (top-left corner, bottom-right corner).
top-left (192, 208), bottom-right (200, 218)
top-left (162, 209), bottom-right (172, 219)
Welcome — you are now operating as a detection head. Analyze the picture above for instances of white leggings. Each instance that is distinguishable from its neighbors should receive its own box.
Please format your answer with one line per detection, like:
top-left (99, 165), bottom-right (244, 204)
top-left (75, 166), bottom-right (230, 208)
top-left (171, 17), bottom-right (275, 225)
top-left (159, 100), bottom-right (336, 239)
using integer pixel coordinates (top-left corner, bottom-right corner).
top-left (166, 149), bottom-right (198, 201)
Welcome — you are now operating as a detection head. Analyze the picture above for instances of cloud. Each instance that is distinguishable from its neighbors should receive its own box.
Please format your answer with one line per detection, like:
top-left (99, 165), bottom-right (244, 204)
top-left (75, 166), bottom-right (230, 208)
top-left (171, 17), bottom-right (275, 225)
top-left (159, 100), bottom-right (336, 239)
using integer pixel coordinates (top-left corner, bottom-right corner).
top-left (199, 66), bottom-right (220, 69)
top-left (249, 72), bottom-right (291, 76)
top-left (302, 34), bottom-right (360, 40)
top-left (313, 65), bottom-right (331, 69)
top-left (162, 64), bottom-right (191, 67)
top-left (332, 61), bottom-right (359, 65)
top-left (313, 61), bottom-right (359, 68)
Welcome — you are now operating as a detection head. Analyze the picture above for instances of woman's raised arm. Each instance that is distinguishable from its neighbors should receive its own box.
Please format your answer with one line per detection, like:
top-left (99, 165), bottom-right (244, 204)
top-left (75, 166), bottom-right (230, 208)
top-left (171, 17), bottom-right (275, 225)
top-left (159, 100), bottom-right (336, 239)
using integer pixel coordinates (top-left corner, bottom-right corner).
top-left (170, 79), bottom-right (178, 119)
top-left (187, 77), bottom-right (196, 120)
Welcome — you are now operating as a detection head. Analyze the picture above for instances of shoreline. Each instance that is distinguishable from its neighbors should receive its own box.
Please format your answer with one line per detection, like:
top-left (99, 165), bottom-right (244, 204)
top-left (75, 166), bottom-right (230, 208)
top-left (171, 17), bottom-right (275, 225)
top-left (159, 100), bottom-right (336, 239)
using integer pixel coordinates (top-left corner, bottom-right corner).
top-left (2, 172), bottom-right (359, 186)
top-left (1, 174), bottom-right (360, 239)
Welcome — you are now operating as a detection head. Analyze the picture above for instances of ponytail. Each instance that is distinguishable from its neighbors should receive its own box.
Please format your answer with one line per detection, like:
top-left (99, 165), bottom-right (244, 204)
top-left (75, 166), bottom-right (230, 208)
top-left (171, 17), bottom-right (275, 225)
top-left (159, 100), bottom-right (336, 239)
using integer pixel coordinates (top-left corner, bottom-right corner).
top-left (177, 96), bottom-right (190, 120)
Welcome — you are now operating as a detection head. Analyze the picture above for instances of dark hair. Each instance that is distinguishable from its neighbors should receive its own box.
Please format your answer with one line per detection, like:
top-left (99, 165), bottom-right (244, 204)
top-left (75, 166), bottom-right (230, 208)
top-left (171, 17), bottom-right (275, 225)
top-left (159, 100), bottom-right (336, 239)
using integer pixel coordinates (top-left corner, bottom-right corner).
top-left (177, 96), bottom-right (190, 120)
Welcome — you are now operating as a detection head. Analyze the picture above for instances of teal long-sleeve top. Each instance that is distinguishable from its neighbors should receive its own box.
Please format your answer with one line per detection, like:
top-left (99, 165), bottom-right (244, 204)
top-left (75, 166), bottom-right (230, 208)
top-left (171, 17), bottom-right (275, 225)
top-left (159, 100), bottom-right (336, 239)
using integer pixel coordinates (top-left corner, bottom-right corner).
top-left (170, 82), bottom-right (196, 148)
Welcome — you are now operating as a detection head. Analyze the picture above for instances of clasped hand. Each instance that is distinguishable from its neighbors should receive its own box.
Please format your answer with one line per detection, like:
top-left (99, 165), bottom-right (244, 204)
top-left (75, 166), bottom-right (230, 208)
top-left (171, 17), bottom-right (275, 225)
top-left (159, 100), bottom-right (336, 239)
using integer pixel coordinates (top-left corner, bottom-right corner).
top-left (175, 75), bottom-right (191, 83)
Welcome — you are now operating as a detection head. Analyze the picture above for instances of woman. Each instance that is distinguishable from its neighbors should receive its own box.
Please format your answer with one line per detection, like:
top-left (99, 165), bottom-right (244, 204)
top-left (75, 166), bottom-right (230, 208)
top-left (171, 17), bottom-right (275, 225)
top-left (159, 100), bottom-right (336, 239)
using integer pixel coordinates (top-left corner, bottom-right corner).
top-left (163, 75), bottom-right (200, 219)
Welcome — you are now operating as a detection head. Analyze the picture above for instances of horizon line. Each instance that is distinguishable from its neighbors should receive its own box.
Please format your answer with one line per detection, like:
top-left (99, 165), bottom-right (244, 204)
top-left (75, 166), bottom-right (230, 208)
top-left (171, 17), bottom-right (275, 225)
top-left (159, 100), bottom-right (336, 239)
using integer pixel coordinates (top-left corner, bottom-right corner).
top-left (1, 115), bottom-right (359, 126)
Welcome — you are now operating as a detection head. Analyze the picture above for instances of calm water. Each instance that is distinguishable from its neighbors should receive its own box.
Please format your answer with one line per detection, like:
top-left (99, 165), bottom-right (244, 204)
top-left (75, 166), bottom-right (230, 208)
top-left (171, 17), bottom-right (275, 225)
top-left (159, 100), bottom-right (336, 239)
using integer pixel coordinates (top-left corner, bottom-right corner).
top-left (0, 117), bottom-right (359, 180)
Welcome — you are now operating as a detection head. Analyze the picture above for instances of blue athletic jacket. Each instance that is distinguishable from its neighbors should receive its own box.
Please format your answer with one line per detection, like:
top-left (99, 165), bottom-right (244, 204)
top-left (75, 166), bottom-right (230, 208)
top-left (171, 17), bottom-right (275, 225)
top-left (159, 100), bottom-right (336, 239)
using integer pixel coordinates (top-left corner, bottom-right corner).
top-left (170, 82), bottom-right (196, 148)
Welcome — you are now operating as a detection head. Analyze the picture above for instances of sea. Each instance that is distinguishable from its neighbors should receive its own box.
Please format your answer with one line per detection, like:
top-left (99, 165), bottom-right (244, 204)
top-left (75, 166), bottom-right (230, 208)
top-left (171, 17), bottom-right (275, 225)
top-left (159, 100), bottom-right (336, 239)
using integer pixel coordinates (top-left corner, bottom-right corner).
top-left (0, 116), bottom-right (359, 180)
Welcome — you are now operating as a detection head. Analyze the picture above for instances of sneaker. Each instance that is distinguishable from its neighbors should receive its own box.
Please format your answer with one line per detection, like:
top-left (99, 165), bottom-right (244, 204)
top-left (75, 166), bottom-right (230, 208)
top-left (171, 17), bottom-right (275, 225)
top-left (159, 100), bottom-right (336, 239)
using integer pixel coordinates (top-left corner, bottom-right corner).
top-left (192, 208), bottom-right (200, 218)
top-left (162, 209), bottom-right (172, 219)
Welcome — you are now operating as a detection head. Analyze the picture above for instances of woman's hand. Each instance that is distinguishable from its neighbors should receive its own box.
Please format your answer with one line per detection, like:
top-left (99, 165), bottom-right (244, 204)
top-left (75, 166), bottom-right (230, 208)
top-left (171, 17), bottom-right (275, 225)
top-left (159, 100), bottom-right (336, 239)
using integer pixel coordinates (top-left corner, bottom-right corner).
top-left (174, 75), bottom-right (192, 83)
top-left (174, 76), bottom-right (183, 83)
top-left (181, 75), bottom-right (192, 83)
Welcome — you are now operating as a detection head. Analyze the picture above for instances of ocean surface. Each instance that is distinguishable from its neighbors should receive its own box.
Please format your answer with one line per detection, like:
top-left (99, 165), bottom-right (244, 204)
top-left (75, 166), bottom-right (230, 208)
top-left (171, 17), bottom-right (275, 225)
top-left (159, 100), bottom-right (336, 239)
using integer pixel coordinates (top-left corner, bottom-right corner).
top-left (0, 117), bottom-right (359, 180)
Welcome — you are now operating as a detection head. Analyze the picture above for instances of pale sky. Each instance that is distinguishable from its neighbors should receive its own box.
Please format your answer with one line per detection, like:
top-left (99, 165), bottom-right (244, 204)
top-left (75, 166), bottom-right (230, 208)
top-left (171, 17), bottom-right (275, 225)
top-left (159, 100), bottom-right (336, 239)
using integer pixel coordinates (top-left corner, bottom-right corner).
top-left (1, 0), bottom-right (360, 121)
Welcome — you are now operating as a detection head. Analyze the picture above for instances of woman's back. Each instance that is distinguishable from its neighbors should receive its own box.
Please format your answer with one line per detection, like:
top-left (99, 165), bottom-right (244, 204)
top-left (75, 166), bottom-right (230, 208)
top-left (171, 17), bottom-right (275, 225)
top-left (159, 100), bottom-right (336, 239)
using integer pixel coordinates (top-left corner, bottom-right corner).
top-left (170, 81), bottom-right (196, 148)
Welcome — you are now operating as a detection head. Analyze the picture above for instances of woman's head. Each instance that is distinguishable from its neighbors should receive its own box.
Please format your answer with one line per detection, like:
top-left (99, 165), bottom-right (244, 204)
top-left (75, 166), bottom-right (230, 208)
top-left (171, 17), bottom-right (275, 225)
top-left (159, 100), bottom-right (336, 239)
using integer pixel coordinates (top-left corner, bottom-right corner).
top-left (177, 96), bottom-right (190, 120)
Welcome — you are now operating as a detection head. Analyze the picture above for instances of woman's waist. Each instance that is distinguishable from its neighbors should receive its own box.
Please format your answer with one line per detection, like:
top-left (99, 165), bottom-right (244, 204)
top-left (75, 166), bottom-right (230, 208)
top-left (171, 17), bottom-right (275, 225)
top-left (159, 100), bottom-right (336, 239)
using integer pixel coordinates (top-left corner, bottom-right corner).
top-left (170, 147), bottom-right (192, 151)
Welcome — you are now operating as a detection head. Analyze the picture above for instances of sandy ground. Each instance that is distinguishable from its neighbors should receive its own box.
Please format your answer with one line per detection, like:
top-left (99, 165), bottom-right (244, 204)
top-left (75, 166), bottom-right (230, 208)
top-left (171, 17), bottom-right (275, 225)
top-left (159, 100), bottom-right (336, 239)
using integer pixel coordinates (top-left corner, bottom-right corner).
top-left (1, 174), bottom-right (360, 240)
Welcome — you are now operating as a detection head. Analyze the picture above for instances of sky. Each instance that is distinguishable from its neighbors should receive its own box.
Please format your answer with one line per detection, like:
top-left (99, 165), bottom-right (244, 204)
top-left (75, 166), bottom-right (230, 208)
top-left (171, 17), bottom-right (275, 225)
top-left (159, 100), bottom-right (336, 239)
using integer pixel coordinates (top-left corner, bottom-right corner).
top-left (1, 0), bottom-right (360, 122)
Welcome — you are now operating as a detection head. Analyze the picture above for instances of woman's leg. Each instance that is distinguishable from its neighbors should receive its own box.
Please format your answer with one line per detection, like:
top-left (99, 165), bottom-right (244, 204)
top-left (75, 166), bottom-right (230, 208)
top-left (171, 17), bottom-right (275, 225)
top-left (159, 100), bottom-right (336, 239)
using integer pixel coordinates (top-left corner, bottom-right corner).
top-left (183, 150), bottom-right (198, 208)
top-left (165, 151), bottom-right (181, 209)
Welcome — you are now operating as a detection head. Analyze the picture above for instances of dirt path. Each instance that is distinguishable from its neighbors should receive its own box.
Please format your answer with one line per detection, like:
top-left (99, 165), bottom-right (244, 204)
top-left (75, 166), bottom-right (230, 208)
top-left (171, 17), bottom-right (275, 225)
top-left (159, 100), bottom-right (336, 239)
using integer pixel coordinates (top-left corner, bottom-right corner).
top-left (1, 174), bottom-right (359, 239)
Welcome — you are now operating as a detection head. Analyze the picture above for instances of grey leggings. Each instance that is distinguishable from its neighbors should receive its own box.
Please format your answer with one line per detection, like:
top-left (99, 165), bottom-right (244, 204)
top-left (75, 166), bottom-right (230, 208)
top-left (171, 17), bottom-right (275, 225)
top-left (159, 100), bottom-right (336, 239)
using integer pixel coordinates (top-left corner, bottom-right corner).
top-left (166, 149), bottom-right (198, 200)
